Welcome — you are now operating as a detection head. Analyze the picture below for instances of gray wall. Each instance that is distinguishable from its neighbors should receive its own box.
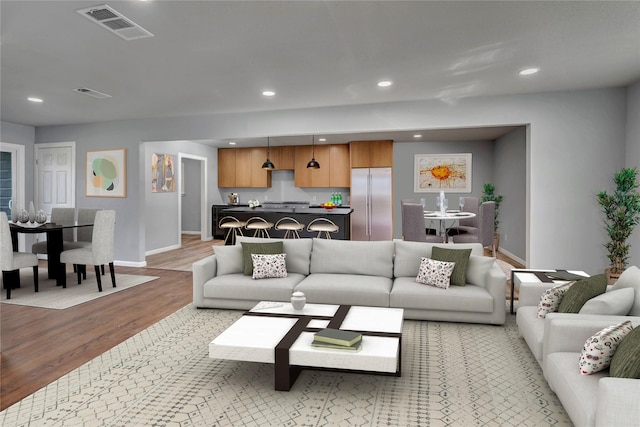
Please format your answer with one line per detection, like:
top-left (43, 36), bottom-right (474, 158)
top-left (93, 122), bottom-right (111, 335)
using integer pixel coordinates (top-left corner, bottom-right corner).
top-left (626, 81), bottom-right (640, 265)
top-left (0, 121), bottom-right (35, 209)
top-left (19, 86), bottom-right (638, 272)
top-left (181, 157), bottom-right (202, 233)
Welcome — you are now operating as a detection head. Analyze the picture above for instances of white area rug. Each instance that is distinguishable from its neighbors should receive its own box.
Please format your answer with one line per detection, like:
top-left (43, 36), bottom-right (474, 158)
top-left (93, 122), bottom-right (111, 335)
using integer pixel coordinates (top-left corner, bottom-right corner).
top-left (1, 268), bottom-right (158, 309)
top-left (0, 305), bottom-right (571, 426)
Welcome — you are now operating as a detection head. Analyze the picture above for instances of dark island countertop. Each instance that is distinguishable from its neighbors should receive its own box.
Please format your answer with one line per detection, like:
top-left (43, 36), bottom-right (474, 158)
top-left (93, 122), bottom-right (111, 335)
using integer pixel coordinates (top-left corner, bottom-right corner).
top-left (222, 206), bottom-right (353, 215)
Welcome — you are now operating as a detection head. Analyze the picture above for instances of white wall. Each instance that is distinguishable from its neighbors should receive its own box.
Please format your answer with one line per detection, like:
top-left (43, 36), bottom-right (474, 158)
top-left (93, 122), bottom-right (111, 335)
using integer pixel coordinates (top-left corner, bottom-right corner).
top-left (626, 81), bottom-right (640, 266)
top-left (30, 87), bottom-right (635, 272)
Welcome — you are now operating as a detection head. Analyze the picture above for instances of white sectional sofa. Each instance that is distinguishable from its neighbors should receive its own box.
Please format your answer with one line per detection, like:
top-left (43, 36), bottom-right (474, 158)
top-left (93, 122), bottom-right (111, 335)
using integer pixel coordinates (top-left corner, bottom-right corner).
top-left (516, 266), bottom-right (640, 426)
top-left (193, 237), bottom-right (507, 325)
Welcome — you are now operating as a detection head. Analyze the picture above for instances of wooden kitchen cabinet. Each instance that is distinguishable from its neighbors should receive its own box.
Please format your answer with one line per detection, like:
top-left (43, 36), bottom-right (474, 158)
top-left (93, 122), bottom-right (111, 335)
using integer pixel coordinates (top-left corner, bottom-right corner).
top-left (349, 140), bottom-right (393, 168)
top-left (218, 147), bottom-right (271, 188)
top-left (270, 146), bottom-right (295, 170)
top-left (218, 148), bottom-right (237, 187)
top-left (294, 144), bottom-right (349, 187)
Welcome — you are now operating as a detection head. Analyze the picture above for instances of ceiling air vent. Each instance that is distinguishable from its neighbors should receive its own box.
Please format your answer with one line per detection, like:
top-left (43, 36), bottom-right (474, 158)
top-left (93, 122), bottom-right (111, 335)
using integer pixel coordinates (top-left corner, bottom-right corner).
top-left (74, 87), bottom-right (112, 99)
top-left (76, 4), bottom-right (153, 40)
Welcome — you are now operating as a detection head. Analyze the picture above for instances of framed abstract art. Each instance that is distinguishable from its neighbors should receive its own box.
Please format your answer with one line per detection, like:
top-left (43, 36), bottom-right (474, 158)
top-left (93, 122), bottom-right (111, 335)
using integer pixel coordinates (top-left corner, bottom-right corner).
top-left (86, 148), bottom-right (127, 197)
top-left (414, 153), bottom-right (472, 193)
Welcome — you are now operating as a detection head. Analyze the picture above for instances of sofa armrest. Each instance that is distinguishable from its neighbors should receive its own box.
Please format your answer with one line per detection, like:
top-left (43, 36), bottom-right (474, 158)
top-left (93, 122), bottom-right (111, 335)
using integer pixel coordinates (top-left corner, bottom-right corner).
top-left (596, 378), bottom-right (640, 427)
top-left (518, 282), bottom-right (556, 307)
top-left (543, 314), bottom-right (640, 368)
top-left (192, 255), bottom-right (217, 308)
top-left (484, 263), bottom-right (507, 324)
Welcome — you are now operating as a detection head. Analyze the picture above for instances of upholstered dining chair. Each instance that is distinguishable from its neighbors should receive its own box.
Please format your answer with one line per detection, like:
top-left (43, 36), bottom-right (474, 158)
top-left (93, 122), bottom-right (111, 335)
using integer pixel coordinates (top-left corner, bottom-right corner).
top-left (452, 201), bottom-right (496, 255)
top-left (60, 210), bottom-right (116, 292)
top-left (401, 203), bottom-right (441, 243)
top-left (446, 196), bottom-right (479, 237)
top-left (1, 212), bottom-right (39, 299)
top-left (31, 207), bottom-right (76, 255)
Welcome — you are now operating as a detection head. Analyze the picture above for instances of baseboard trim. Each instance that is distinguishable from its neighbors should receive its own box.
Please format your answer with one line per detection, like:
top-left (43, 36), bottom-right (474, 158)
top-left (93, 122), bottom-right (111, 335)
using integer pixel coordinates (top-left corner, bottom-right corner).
top-left (498, 247), bottom-right (525, 266)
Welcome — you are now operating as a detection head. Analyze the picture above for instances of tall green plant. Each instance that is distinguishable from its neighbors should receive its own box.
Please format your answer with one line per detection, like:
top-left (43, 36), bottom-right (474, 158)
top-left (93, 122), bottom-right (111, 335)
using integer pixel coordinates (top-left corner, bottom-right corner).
top-left (596, 167), bottom-right (640, 274)
top-left (480, 183), bottom-right (503, 232)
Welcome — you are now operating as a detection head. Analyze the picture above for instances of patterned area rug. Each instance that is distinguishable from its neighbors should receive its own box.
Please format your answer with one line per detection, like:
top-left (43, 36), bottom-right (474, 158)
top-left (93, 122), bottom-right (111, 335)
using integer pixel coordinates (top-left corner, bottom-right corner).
top-left (0, 269), bottom-right (158, 309)
top-left (0, 304), bottom-right (571, 426)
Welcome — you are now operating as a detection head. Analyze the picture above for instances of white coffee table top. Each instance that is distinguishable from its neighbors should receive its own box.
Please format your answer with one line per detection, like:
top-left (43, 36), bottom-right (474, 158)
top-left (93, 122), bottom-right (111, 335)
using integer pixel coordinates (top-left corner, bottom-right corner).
top-left (210, 302), bottom-right (404, 374)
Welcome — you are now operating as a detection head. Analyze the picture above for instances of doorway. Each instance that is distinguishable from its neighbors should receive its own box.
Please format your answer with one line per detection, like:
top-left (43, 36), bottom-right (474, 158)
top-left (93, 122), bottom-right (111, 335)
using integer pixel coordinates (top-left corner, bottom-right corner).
top-left (178, 153), bottom-right (208, 245)
top-left (0, 142), bottom-right (26, 248)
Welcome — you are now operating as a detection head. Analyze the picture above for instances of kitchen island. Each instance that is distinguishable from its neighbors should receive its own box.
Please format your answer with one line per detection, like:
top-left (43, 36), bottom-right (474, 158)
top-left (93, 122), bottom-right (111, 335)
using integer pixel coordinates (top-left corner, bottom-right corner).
top-left (220, 204), bottom-right (353, 241)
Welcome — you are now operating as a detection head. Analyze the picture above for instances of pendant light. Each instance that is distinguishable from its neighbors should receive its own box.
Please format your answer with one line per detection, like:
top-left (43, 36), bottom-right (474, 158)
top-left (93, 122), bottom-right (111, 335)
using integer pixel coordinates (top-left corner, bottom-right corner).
top-left (261, 136), bottom-right (275, 170)
top-left (306, 135), bottom-right (320, 169)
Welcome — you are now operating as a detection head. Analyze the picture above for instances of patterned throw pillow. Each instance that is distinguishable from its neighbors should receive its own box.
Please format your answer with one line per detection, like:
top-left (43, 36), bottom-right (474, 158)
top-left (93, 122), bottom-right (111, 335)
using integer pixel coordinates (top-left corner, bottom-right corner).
top-left (536, 281), bottom-right (575, 318)
top-left (416, 257), bottom-right (456, 289)
top-left (579, 320), bottom-right (633, 375)
top-left (251, 253), bottom-right (288, 279)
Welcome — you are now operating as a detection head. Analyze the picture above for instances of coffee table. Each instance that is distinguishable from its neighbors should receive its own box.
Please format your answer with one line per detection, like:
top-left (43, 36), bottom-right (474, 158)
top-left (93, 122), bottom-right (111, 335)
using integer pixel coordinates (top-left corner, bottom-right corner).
top-left (209, 301), bottom-right (404, 391)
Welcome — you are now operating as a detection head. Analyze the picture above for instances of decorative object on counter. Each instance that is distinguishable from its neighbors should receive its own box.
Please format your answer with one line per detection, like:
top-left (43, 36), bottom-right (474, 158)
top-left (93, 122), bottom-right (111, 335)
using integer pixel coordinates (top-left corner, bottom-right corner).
top-left (228, 193), bottom-right (239, 205)
top-left (291, 291), bottom-right (306, 310)
top-left (261, 136), bottom-right (275, 170)
top-left (306, 135), bottom-right (320, 169)
top-left (247, 199), bottom-right (260, 209)
top-left (28, 201), bottom-right (36, 223)
top-left (35, 209), bottom-right (47, 224)
top-left (596, 167), bottom-right (640, 284)
top-left (17, 209), bottom-right (30, 223)
top-left (10, 201), bottom-right (18, 222)
top-left (481, 182), bottom-right (504, 251)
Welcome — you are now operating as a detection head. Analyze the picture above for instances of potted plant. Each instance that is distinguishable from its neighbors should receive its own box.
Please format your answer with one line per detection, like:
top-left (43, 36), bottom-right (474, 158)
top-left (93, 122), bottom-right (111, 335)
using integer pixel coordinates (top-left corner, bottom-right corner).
top-left (481, 182), bottom-right (504, 251)
top-left (596, 167), bottom-right (640, 284)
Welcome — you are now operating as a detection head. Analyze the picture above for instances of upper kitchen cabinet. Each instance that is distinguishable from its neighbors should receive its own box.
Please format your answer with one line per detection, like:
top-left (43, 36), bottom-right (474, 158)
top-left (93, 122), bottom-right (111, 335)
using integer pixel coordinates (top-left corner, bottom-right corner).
top-left (294, 144), bottom-right (350, 188)
top-left (349, 140), bottom-right (393, 168)
top-left (270, 146), bottom-right (295, 170)
top-left (218, 147), bottom-right (272, 188)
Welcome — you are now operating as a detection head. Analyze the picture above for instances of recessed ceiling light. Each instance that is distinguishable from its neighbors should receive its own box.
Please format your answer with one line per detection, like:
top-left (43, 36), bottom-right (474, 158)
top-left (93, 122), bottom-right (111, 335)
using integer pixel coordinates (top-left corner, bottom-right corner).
top-left (318, 138), bottom-right (326, 142)
top-left (28, 97), bottom-right (43, 103)
top-left (519, 68), bottom-right (540, 76)
top-left (413, 134), bottom-right (422, 138)
top-left (377, 80), bottom-right (393, 87)
top-left (229, 141), bottom-right (236, 145)
top-left (262, 90), bottom-right (275, 97)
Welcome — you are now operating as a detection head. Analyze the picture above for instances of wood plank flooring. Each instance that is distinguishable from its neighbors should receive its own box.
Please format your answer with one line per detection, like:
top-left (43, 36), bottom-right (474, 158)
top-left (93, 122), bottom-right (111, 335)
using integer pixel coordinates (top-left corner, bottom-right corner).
top-left (1, 236), bottom-right (523, 411)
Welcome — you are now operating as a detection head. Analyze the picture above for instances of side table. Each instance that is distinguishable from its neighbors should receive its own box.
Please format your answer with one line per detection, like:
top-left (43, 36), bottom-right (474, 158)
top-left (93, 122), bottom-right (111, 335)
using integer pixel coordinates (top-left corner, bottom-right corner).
top-left (510, 269), bottom-right (589, 314)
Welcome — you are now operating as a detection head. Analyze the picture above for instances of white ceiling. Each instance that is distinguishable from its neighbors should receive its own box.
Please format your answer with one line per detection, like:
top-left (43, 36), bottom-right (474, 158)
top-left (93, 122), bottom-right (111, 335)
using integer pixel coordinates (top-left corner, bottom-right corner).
top-left (2, 1), bottom-right (639, 144)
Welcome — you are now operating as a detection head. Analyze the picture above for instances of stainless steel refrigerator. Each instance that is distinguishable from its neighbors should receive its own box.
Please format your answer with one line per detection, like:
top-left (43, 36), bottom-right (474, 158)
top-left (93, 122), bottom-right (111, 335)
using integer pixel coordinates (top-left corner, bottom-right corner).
top-left (351, 168), bottom-right (393, 240)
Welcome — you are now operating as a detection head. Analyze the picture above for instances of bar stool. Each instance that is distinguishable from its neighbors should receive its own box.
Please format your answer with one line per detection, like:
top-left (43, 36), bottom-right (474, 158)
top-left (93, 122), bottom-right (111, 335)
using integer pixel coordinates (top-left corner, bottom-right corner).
top-left (307, 218), bottom-right (339, 239)
top-left (245, 217), bottom-right (274, 238)
top-left (219, 216), bottom-right (246, 245)
top-left (274, 217), bottom-right (305, 239)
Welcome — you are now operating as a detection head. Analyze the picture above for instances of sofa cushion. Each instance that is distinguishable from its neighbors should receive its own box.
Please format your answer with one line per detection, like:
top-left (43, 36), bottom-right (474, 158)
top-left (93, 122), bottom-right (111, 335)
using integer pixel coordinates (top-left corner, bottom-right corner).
top-left (558, 274), bottom-right (607, 313)
top-left (537, 282), bottom-right (574, 318)
top-left (610, 265), bottom-right (640, 316)
top-left (415, 257), bottom-right (455, 289)
top-left (203, 273), bottom-right (305, 301)
top-left (251, 253), bottom-right (288, 279)
top-left (390, 277), bottom-right (493, 313)
top-left (393, 241), bottom-right (483, 278)
top-left (294, 273), bottom-right (392, 307)
top-left (431, 247), bottom-right (471, 286)
top-left (310, 239), bottom-right (394, 278)
top-left (579, 287), bottom-right (635, 316)
top-left (610, 325), bottom-right (640, 378)
top-left (241, 241), bottom-right (283, 275)
top-left (212, 245), bottom-right (244, 276)
top-left (466, 255), bottom-right (495, 286)
top-left (579, 320), bottom-right (633, 375)
top-left (236, 236), bottom-right (312, 275)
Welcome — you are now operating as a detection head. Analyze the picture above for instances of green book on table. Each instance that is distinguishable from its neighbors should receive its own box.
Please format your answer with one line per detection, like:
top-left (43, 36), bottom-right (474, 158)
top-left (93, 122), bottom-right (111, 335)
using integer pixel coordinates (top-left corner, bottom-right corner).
top-left (311, 340), bottom-right (362, 351)
top-left (313, 328), bottom-right (362, 347)
top-left (546, 271), bottom-right (587, 281)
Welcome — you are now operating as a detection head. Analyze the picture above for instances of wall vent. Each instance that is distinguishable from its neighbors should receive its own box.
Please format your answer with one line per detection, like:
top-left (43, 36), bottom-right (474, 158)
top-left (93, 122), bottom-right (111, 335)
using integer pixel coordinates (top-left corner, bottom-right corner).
top-left (74, 88), bottom-right (112, 99)
top-left (76, 4), bottom-right (153, 40)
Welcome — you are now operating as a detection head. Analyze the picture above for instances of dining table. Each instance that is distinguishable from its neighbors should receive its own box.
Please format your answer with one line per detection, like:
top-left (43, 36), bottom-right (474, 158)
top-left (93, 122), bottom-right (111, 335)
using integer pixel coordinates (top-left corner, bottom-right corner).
top-left (8, 222), bottom-right (94, 289)
top-left (423, 210), bottom-right (476, 243)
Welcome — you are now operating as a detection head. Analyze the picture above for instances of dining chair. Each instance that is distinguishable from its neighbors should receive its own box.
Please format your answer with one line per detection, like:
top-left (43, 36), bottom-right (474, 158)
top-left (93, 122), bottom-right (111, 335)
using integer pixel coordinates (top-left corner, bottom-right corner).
top-left (1, 212), bottom-right (39, 299)
top-left (452, 201), bottom-right (496, 255)
top-left (402, 203), bottom-right (441, 243)
top-left (446, 196), bottom-right (479, 237)
top-left (60, 210), bottom-right (116, 292)
top-left (31, 207), bottom-right (76, 255)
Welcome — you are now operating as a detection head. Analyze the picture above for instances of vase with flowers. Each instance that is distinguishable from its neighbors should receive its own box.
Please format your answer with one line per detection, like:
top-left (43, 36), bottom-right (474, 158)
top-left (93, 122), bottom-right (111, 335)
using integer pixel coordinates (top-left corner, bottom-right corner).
top-left (248, 199), bottom-right (260, 209)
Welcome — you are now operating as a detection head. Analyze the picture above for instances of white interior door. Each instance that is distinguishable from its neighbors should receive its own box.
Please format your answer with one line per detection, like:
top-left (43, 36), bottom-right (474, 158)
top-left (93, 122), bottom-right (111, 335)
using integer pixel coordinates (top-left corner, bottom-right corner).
top-left (35, 142), bottom-right (76, 216)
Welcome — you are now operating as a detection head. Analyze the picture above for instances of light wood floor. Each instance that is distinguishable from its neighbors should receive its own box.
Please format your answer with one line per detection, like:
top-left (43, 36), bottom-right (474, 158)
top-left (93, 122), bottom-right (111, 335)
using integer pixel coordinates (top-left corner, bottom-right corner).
top-left (0, 236), bottom-right (522, 411)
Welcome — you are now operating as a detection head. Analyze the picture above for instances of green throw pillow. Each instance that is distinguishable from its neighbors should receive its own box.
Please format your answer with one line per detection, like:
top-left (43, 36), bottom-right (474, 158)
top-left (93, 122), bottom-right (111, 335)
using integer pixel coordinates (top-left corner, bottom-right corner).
top-left (431, 247), bottom-right (471, 286)
top-left (610, 326), bottom-right (640, 378)
top-left (241, 241), bottom-right (283, 276)
top-left (557, 274), bottom-right (607, 313)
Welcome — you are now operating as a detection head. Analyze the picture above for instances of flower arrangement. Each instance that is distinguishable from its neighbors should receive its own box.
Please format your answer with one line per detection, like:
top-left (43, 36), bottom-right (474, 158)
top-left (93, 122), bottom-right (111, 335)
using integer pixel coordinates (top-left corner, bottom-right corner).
top-left (248, 199), bottom-right (260, 209)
